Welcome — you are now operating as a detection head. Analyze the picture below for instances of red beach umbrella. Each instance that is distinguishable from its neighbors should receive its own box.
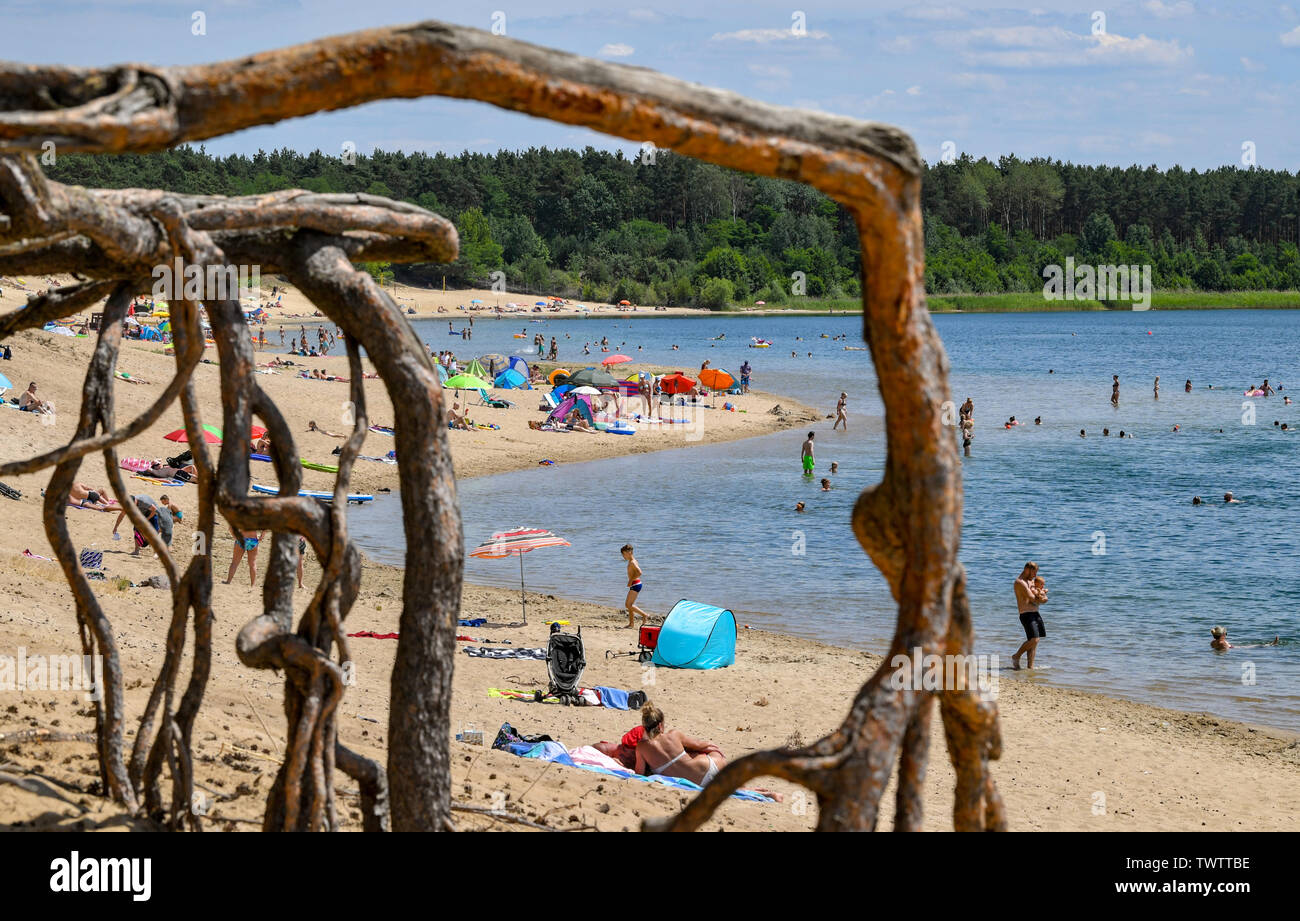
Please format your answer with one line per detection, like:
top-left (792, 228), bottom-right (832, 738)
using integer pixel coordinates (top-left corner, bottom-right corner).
top-left (658, 372), bottom-right (696, 395)
top-left (163, 425), bottom-right (222, 444)
top-left (601, 354), bottom-right (632, 366)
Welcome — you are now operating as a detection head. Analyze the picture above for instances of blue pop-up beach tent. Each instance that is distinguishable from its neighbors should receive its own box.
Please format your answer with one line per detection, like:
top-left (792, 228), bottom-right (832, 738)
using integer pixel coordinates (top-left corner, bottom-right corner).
top-left (650, 600), bottom-right (736, 669)
top-left (494, 367), bottom-right (530, 389)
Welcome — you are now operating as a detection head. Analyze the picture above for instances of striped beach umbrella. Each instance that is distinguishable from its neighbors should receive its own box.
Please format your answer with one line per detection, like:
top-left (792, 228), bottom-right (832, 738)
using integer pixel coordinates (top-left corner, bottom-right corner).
top-left (470, 527), bottom-right (570, 623)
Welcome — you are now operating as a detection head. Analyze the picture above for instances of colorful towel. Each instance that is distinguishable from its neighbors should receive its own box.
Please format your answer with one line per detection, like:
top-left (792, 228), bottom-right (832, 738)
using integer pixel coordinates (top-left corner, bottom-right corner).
top-left (347, 631), bottom-right (399, 640)
top-left (463, 647), bottom-right (546, 660)
top-left (458, 618), bottom-right (487, 627)
top-left (132, 475), bottom-right (185, 487)
top-left (494, 731), bottom-right (773, 803)
top-left (488, 687), bottom-right (631, 708)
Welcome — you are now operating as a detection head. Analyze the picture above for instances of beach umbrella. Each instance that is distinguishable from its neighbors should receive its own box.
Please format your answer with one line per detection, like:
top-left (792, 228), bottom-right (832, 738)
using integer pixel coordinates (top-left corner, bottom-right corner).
top-left (699, 368), bottom-right (735, 392)
top-left (658, 372), bottom-right (696, 395)
top-left (699, 368), bottom-right (736, 408)
top-left (571, 386), bottom-right (601, 396)
top-left (470, 298), bottom-right (483, 304)
top-left (164, 424), bottom-right (222, 444)
top-left (435, 363), bottom-right (449, 384)
top-left (601, 354), bottom-right (632, 366)
top-left (535, 301), bottom-right (547, 307)
top-left (477, 353), bottom-right (506, 369)
top-left (469, 527), bottom-right (571, 623)
top-left (462, 359), bottom-right (488, 379)
top-left (0, 372), bottom-right (12, 391)
top-left (618, 300), bottom-right (631, 306)
top-left (443, 373), bottom-right (491, 391)
top-left (566, 367), bottom-right (617, 388)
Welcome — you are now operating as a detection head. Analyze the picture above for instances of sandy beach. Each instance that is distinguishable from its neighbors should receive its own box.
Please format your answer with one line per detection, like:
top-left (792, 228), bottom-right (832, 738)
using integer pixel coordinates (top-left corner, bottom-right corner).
top-left (1, 278), bottom-right (1298, 832)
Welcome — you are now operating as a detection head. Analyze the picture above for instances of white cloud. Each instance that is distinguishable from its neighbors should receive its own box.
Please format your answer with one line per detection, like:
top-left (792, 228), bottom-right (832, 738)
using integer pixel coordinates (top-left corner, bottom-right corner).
top-left (748, 63), bottom-right (792, 78)
top-left (906, 85), bottom-right (922, 95)
top-left (710, 28), bottom-right (830, 43)
top-left (942, 25), bottom-right (1192, 68)
top-left (882, 36), bottom-right (914, 53)
top-left (1241, 56), bottom-right (1265, 71)
top-left (599, 43), bottom-right (634, 57)
top-left (1088, 32), bottom-right (1193, 66)
top-left (1142, 0), bottom-right (1195, 17)
top-left (1282, 25), bottom-right (1300, 46)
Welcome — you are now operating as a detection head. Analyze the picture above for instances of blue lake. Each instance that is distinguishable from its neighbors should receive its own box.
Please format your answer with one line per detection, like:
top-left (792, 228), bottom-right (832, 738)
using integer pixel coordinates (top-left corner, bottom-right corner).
top-left (349, 308), bottom-right (1300, 731)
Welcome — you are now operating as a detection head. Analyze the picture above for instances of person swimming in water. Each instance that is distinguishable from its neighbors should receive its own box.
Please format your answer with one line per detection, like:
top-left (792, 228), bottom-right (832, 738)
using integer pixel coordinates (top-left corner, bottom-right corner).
top-left (1212, 626), bottom-right (1279, 650)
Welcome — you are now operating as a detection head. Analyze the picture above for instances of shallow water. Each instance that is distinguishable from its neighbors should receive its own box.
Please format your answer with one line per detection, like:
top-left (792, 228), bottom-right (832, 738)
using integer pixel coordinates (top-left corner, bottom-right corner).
top-left (349, 309), bottom-right (1300, 731)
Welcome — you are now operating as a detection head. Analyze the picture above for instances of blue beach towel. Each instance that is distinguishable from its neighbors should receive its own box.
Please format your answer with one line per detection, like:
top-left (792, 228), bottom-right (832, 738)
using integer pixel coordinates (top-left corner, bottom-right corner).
top-left (593, 686), bottom-right (631, 710)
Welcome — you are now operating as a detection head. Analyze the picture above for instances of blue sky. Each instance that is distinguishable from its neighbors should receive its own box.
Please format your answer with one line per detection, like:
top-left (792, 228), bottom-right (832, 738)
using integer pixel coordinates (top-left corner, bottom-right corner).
top-left (2, 0), bottom-right (1298, 169)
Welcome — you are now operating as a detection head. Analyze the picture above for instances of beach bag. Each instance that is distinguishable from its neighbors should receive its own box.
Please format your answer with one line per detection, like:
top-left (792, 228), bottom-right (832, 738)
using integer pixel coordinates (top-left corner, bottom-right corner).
top-left (0, 481), bottom-right (20, 501)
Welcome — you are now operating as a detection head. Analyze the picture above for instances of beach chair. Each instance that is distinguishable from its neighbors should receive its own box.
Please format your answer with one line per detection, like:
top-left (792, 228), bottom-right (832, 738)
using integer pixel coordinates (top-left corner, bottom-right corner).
top-left (475, 388), bottom-right (513, 409)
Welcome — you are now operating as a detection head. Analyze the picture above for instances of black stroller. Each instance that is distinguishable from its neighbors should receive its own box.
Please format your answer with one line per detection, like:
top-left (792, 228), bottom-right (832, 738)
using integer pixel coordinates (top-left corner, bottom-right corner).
top-left (536, 623), bottom-right (586, 705)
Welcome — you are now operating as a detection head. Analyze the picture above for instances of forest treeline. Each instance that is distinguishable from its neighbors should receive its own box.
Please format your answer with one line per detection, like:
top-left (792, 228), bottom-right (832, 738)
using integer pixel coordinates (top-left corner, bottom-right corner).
top-left (43, 146), bottom-right (1300, 306)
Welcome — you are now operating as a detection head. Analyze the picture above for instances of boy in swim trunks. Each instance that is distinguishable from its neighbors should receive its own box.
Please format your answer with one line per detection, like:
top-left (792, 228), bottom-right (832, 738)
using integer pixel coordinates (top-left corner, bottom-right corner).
top-left (802, 431), bottom-right (815, 475)
top-left (621, 544), bottom-right (648, 628)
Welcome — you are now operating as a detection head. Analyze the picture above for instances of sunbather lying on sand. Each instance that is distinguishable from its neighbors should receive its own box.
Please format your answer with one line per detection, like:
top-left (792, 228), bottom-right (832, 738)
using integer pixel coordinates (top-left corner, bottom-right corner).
top-left (593, 727), bottom-right (644, 770)
top-left (141, 460), bottom-right (195, 481)
top-left (634, 704), bottom-right (727, 785)
top-left (307, 420), bottom-right (345, 438)
top-left (69, 482), bottom-right (112, 510)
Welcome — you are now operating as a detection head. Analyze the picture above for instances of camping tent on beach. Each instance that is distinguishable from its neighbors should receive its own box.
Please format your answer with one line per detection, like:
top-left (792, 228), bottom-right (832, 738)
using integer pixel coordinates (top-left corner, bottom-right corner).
top-left (650, 600), bottom-right (736, 669)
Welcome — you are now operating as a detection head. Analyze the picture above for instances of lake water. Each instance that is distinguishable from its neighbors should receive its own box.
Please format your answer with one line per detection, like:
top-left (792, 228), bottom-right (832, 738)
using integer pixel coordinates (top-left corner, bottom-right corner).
top-left (348, 309), bottom-right (1300, 731)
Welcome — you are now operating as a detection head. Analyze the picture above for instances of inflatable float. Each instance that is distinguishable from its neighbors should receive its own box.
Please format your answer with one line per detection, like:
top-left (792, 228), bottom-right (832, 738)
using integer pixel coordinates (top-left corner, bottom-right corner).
top-left (1244, 389), bottom-right (1266, 396)
top-left (250, 484), bottom-right (373, 503)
